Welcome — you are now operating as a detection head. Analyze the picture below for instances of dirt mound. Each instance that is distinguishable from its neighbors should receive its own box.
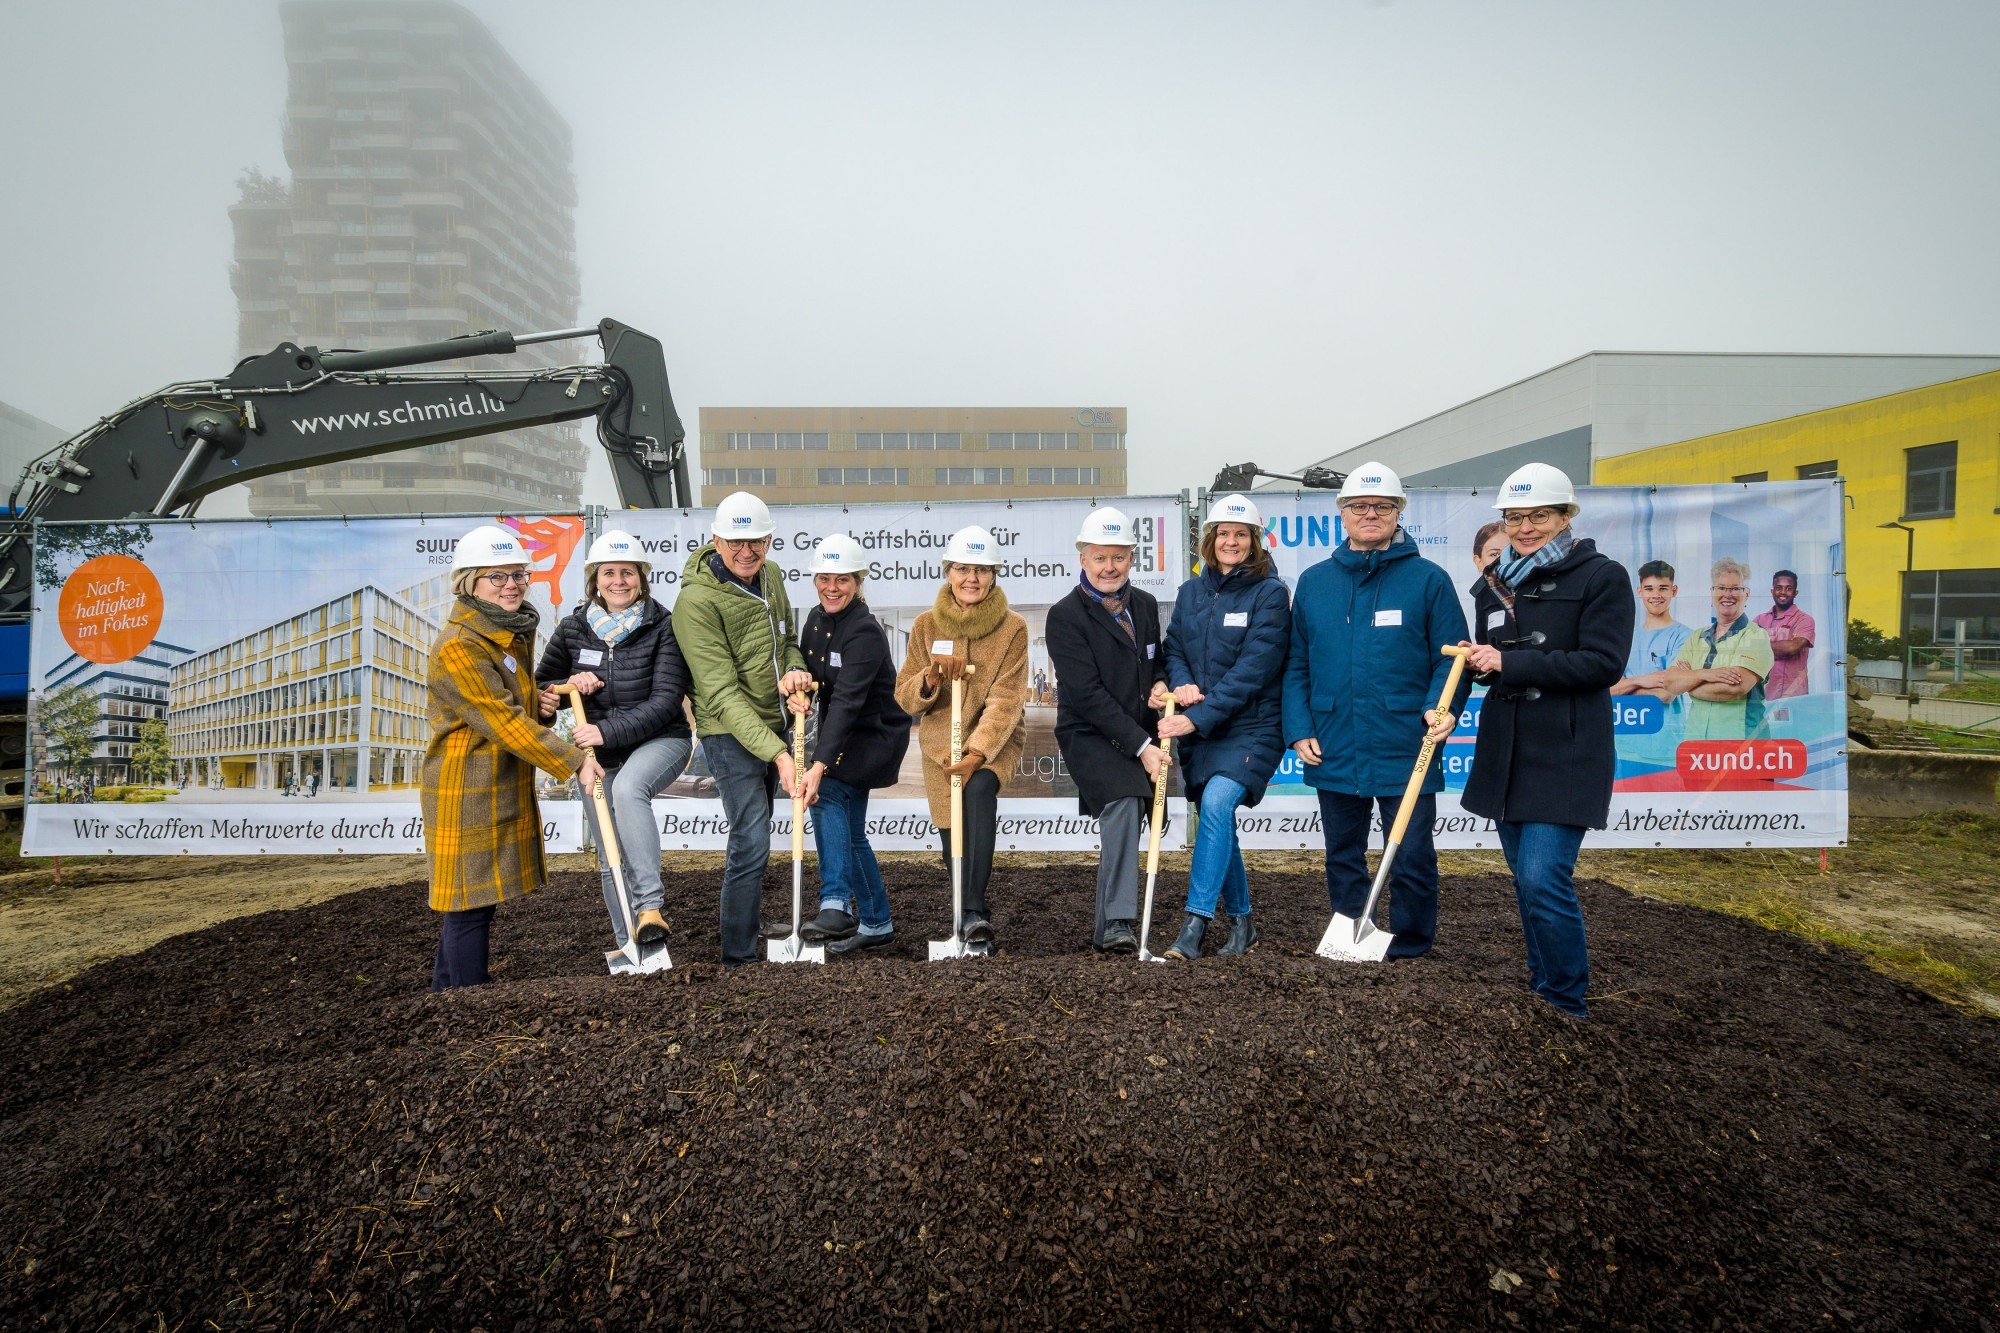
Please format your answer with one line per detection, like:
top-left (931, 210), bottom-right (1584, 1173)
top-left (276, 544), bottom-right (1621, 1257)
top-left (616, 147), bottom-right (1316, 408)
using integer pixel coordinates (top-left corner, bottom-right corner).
top-left (2, 864), bottom-right (1995, 1329)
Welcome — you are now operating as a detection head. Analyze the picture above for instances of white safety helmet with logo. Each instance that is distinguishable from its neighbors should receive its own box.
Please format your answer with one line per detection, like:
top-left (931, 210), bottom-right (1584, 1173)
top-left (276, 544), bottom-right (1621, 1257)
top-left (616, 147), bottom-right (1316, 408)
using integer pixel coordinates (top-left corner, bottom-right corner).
top-left (1336, 461), bottom-right (1406, 507)
top-left (944, 524), bottom-right (1002, 567)
top-left (1204, 493), bottom-right (1263, 532)
top-left (584, 529), bottom-right (650, 578)
top-left (711, 490), bottom-right (776, 540)
top-left (810, 533), bottom-right (871, 577)
top-left (1491, 462), bottom-right (1580, 516)
top-left (1075, 506), bottom-right (1137, 548)
top-left (450, 523), bottom-right (530, 571)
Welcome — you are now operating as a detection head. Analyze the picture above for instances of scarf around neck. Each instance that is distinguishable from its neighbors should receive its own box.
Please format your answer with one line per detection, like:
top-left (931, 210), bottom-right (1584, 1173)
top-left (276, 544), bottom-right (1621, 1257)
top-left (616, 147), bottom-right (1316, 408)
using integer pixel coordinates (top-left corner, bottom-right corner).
top-left (1493, 528), bottom-right (1576, 592)
top-left (1079, 571), bottom-right (1138, 647)
top-left (930, 581), bottom-right (1011, 641)
top-left (461, 593), bottom-right (540, 637)
top-left (587, 600), bottom-right (645, 648)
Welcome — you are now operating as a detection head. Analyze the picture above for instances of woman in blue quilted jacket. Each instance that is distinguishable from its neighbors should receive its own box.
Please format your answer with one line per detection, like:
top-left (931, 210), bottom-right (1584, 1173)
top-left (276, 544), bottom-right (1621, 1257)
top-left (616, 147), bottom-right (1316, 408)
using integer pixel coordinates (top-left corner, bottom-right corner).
top-left (1153, 494), bottom-right (1292, 958)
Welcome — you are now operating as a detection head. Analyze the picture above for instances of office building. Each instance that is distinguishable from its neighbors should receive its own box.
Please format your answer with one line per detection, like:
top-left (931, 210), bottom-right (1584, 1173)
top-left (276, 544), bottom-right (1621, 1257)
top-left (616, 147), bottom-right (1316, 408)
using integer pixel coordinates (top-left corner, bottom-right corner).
top-left (37, 640), bottom-right (195, 786)
top-left (698, 408), bottom-right (1129, 506)
top-left (230, 0), bottom-right (585, 517)
top-left (167, 586), bottom-right (437, 793)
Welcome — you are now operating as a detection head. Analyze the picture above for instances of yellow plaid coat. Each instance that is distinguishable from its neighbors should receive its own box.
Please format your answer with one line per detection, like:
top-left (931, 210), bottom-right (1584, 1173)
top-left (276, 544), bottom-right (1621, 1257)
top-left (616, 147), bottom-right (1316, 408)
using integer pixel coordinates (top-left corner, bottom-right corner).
top-left (422, 601), bottom-right (585, 912)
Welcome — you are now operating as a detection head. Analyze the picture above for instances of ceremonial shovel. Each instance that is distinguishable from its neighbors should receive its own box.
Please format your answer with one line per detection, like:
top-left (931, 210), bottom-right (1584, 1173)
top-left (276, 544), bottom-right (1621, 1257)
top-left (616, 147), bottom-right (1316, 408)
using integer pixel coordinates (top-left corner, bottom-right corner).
top-left (1317, 645), bottom-right (1470, 964)
top-left (554, 683), bottom-right (671, 976)
top-left (767, 685), bottom-right (825, 965)
top-left (1135, 699), bottom-right (1176, 963)
top-left (929, 664), bottom-right (985, 962)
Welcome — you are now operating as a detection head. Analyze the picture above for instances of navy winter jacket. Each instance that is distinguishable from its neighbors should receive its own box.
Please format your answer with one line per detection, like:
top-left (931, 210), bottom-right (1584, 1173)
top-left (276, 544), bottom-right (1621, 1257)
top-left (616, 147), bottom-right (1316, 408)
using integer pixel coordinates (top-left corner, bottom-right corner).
top-left (1164, 564), bottom-right (1291, 806)
top-left (1280, 533), bottom-right (1470, 797)
top-left (535, 598), bottom-right (691, 772)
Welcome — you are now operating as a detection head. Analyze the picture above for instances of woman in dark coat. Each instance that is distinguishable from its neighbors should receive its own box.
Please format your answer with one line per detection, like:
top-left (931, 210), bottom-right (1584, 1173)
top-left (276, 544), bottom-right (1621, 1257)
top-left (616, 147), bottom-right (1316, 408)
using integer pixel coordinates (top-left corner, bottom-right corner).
top-left (535, 530), bottom-right (692, 952)
top-left (1155, 494), bottom-right (1291, 959)
top-left (1047, 506), bottom-right (1168, 955)
top-left (1461, 464), bottom-right (1633, 1018)
top-left (791, 534), bottom-right (912, 952)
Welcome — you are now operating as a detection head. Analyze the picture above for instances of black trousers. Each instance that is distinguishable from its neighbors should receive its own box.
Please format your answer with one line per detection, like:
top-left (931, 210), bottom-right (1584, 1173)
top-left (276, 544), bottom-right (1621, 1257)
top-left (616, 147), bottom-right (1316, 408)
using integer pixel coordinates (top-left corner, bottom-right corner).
top-left (936, 768), bottom-right (999, 912)
top-left (431, 905), bottom-right (497, 991)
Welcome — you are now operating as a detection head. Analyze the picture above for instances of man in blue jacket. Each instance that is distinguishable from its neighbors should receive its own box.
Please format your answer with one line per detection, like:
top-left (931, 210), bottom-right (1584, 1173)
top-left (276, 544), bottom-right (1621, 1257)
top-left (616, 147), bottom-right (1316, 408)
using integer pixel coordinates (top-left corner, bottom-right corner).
top-left (1282, 462), bottom-right (1469, 958)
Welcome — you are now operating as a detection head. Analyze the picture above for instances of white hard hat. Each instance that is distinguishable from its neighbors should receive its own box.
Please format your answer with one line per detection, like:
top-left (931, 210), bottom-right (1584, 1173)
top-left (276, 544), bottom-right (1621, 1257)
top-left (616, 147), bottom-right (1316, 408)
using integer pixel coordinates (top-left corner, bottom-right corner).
top-left (1204, 493), bottom-right (1263, 531)
top-left (451, 523), bottom-right (529, 571)
top-left (1491, 462), bottom-right (1579, 515)
top-left (810, 533), bottom-right (871, 576)
top-left (711, 490), bottom-right (775, 540)
top-left (944, 525), bottom-right (1002, 566)
top-left (585, 529), bottom-right (649, 574)
top-left (1337, 461), bottom-right (1406, 505)
top-left (1075, 506), bottom-right (1137, 548)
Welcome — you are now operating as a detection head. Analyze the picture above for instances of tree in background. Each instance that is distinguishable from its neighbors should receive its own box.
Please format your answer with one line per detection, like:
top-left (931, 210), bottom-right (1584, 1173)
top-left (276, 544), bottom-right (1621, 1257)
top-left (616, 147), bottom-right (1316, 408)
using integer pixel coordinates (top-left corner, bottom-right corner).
top-left (36, 685), bottom-right (99, 779)
top-left (35, 522), bottom-right (153, 590)
top-left (132, 715), bottom-right (172, 786)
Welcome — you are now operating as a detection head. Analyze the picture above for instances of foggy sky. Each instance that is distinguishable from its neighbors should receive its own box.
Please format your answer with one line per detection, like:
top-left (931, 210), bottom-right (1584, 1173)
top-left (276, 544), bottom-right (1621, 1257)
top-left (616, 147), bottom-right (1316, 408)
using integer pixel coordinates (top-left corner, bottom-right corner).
top-left (4, 0), bottom-right (1997, 513)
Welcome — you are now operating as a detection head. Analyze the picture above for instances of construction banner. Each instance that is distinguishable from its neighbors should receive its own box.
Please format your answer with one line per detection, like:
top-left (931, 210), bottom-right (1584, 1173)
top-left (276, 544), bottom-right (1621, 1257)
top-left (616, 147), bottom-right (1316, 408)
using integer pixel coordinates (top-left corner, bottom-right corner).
top-left (22, 499), bottom-right (1192, 855)
top-left (1238, 481), bottom-right (1847, 848)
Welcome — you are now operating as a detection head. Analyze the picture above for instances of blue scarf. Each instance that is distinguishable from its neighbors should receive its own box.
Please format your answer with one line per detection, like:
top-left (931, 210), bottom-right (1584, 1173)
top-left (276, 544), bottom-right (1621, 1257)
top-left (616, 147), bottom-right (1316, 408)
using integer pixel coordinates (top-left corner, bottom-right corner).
top-left (1494, 528), bottom-right (1576, 591)
top-left (587, 600), bottom-right (644, 648)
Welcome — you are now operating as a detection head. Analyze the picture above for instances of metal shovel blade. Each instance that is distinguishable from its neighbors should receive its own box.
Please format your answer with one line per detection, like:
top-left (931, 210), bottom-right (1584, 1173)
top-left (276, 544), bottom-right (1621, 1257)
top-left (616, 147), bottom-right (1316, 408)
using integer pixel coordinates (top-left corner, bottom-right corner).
top-left (928, 935), bottom-right (972, 962)
top-left (767, 931), bottom-right (826, 966)
top-left (1316, 913), bottom-right (1393, 963)
top-left (606, 939), bottom-right (673, 976)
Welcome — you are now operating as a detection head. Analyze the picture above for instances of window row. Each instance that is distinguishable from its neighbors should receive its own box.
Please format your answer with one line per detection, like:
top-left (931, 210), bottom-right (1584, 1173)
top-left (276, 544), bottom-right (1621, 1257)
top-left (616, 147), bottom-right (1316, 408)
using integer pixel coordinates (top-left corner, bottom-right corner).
top-left (715, 430), bottom-right (1125, 453)
top-left (706, 468), bottom-right (776, 486)
top-left (858, 432), bottom-right (960, 450)
top-left (988, 432), bottom-right (1079, 451)
top-left (939, 468), bottom-right (1014, 486)
top-left (1024, 467), bottom-right (1102, 485)
top-left (817, 468), bottom-right (911, 486)
top-left (725, 432), bottom-right (830, 450)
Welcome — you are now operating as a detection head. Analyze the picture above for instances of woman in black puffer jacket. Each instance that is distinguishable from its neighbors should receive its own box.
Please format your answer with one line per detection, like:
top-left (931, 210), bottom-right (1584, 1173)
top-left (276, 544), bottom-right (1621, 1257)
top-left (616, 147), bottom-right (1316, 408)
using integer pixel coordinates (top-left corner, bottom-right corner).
top-left (536, 530), bottom-right (692, 951)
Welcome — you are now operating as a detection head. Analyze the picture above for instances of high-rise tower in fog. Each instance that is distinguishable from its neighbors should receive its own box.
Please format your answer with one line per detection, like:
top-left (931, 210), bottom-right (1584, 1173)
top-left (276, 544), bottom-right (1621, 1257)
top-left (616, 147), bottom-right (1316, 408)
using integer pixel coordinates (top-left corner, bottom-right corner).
top-left (231, 0), bottom-right (584, 516)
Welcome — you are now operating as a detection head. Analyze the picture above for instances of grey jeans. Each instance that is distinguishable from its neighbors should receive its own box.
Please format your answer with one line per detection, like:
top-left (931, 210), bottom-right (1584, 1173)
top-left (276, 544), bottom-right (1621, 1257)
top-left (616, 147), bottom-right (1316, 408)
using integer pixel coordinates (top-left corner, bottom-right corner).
top-left (701, 732), bottom-right (778, 966)
top-left (1093, 796), bottom-right (1142, 946)
top-left (579, 733), bottom-right (693, 947)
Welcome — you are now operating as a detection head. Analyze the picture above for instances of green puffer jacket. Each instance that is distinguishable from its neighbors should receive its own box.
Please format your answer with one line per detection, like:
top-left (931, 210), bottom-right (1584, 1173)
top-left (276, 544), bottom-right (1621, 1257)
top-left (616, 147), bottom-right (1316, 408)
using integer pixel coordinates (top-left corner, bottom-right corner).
top-left (676, 544), bottom-right (807, 761)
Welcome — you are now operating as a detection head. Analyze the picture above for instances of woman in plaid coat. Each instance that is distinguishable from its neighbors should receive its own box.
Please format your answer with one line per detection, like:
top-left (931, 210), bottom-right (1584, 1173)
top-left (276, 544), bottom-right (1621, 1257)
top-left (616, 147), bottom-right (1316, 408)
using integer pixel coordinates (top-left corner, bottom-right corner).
top-left (423, 525), bottom-right (602, 990)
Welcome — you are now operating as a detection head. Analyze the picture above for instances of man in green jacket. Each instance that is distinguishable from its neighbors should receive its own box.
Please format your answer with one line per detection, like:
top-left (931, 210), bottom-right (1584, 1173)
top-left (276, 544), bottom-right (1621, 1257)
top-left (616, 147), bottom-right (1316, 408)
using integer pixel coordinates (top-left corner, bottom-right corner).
top-left (675, 491), bottom-right (812, 965)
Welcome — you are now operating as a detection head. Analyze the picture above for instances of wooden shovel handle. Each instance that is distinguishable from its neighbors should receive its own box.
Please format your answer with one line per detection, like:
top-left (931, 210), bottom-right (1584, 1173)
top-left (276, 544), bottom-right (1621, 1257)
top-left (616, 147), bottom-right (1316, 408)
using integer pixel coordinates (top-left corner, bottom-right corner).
top-left (1384, 646), bottom-right (1470, 846)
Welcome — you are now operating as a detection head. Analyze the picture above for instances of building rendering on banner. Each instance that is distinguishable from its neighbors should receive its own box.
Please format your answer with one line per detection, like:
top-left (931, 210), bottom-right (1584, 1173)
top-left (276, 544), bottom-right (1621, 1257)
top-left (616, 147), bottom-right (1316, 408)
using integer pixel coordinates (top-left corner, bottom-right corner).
top-left (36, 640), bottom-right (195, 786)
top-left (165, 586), bottom-right (437, 794)
top-left (230, 0), bottom-right (585, 517)
top-left (698, 408), bottom-right (1129, 506)
top-left (1287, 351), bottom-right (2000, 647)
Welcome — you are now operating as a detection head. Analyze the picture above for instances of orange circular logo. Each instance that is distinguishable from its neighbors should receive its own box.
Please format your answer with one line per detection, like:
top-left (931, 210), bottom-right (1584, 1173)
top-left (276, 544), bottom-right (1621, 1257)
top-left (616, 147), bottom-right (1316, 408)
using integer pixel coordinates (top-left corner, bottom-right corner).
top-left (58, 554), bottom-right (164, 664)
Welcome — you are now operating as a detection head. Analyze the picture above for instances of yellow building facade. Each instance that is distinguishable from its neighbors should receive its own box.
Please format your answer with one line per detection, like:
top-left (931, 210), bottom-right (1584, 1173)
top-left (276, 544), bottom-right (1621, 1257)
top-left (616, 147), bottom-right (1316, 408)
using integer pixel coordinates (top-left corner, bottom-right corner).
top-left (1594, 370), bottom-right (2000, 644)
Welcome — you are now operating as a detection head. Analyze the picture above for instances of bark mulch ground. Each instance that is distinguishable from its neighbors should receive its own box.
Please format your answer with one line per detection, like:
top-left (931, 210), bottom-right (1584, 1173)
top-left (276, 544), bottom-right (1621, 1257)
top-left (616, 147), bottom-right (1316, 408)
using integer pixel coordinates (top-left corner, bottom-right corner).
top-left (2, 864), bottom-right (1995, 1330)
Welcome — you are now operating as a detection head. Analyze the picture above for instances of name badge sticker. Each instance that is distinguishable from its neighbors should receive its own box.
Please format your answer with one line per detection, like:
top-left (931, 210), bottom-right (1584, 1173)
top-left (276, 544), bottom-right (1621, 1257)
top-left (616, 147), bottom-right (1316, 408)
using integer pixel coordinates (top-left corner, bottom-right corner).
top-left (1487, 609), bottom-right (1507, 630)
top-left (829, 652), bottom-right (843, 668)
top-left (931, 639), bottom-right (955, 655)
top-left (577, 649), bottom-right (604, 666)
top-left (1223, 612), bottom-right (1249, 627)
top-left (1146, 643), bottom-right (1156, 659)
top-left (1373, 609), bottom-right (1402, 627)
top-left (502, 654), bottom-right (518, 673)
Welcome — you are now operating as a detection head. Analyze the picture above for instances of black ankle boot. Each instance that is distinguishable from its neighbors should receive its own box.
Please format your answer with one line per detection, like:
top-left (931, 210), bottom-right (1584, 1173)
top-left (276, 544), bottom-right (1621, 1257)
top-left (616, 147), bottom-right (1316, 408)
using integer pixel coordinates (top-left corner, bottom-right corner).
top-left (1164, 913), bottom-right (1207, 960)
top-left (1215, 913), bottom-right (1258, 956)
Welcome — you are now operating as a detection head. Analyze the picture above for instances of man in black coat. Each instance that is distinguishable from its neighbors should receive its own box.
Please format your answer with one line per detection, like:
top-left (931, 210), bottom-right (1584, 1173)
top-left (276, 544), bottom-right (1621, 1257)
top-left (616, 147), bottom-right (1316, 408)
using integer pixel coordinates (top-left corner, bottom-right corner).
top-left (1047, 507), bottom-right (1169, 954)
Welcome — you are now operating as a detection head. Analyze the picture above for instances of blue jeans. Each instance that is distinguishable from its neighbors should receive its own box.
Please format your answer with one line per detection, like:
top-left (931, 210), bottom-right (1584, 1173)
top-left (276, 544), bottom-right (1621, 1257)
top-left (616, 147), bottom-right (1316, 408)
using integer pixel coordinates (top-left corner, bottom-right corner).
top-left (811, 773), bottom-right (891, 932)
top-left (1496, 820), bottom-right (1590, 1016)
top-left (1317, 789), bottom-right (1438, 958)
top-left (579, 734), bottom-right (693, 947)
top-left (1186, 777), bottom-right (1252, 920)
top-left (700, 733), bottom-right (777, 967)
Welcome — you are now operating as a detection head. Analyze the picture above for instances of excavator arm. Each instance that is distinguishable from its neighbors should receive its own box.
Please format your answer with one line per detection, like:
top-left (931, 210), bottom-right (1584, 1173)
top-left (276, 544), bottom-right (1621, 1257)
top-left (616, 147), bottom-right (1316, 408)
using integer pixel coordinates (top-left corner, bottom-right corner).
top-left (0, 318), bottom-right (687, 620)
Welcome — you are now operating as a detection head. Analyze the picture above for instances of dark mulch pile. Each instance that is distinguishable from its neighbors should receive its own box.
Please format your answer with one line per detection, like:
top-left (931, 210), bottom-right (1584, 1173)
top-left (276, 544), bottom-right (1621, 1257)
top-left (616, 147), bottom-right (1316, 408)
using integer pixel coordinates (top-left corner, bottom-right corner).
top-left (2, 862), bottom-right (1996, 1331)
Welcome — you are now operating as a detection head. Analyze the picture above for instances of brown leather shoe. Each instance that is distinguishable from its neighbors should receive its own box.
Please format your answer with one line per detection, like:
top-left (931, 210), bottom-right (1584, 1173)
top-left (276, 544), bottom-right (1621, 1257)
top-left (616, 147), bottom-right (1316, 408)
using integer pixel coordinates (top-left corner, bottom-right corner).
top-left (634, 909), bottom-right (670, 946)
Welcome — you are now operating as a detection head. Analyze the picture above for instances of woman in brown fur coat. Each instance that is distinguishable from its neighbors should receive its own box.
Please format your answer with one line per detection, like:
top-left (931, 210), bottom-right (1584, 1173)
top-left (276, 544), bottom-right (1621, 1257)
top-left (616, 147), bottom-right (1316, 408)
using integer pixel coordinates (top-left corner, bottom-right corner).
top-left (892, 525), bottom-right (1029, 950)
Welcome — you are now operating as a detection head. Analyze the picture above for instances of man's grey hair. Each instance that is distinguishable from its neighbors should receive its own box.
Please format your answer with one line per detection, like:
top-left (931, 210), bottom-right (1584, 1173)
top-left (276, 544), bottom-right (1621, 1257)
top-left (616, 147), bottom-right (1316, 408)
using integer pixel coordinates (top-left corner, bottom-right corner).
top-left (1710, 556), bottom-right (1751, 585)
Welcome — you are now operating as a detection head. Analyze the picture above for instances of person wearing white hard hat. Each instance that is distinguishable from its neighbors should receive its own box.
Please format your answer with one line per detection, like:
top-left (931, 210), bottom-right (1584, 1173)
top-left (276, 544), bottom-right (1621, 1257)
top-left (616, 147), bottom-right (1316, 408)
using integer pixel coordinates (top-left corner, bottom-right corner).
top-left (1150, 495), bottom-right (1291, 959)
top-left (535, 529), bottom-right (692, 956)
top-left (423, 524), bottom-right (603, 990)
top-left (674, 492), bottom-right (814, 966)
top-left (1046, 506), bottom-right (1169, 954)
top-left (894, 523), bottom-right (1029, 951)
top-left (1281, 462), bottom-right (1469, 960)
top-left (788, 533), bottom-right (912, 953)
top-left (1459, 462), bottom-right (1632, 1019)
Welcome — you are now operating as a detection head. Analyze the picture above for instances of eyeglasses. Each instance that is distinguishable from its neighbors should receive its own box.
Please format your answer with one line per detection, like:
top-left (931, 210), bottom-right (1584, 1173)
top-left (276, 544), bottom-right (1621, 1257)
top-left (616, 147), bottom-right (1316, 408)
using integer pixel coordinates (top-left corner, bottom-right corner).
top-left (716, 537), bottom-right (771, 553)
top-left (1340, 501), bottom-right (1399, 517)
top-left (480, 571), bottom-right (532, 587)
top-left (1712, 585), bottom-right (1749, 594)
top-left (947, 564), bottom-right (995, 578)
top-left (1501, 509), bottom-right (1561, 528)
